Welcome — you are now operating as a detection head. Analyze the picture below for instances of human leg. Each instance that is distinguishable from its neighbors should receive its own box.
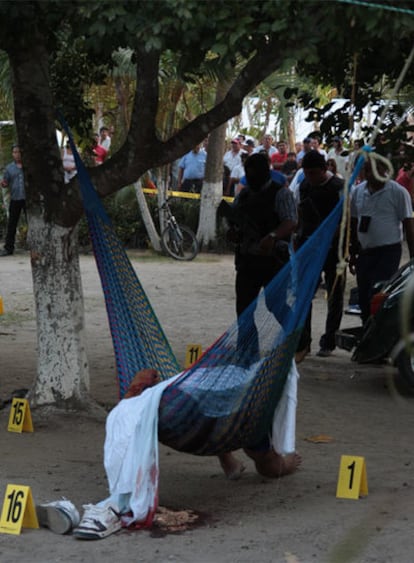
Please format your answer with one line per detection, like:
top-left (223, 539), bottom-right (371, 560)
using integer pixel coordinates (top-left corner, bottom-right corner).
top-left (218, 452), bottom-right (246, 480)
top-left (295, 306), bottom-right (312, 363)
top-left (244, 447), bottom-right (301, 478)
top-left (180, 179), bottom-right (191, 192)
top-left (235, 267), bottom-right (263, 360)
top-left (355, 254), bottom-right (373, 323)
top-left (318, 254), bottom-right (346, 353)
top-left (4, 199), bottom-right (25, 254)
top-left (356, 245), bottom-right (401, 323)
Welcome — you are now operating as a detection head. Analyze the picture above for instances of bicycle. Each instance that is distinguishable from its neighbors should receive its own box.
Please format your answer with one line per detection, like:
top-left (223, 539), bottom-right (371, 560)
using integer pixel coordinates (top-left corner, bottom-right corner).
top-left (157, 197), bottom-right (199, 261)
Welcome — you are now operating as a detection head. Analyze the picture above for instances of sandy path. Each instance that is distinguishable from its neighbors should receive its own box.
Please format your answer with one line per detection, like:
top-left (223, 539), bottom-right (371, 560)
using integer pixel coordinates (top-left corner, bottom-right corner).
top-left (0, 251), bottom-right (413, 563)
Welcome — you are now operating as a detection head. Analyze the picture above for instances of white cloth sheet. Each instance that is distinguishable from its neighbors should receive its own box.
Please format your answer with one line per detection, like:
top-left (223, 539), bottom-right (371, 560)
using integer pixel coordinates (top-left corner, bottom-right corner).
top-left (101, 363), bottom-right (299, 524)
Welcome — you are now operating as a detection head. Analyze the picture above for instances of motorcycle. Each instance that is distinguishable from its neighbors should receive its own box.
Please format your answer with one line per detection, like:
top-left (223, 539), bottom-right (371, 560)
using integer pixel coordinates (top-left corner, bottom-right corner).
top-left (336, 258), bottom-right (414, 393)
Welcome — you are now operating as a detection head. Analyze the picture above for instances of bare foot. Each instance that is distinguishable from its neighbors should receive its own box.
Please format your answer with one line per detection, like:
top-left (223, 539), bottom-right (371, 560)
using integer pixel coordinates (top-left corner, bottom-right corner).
top-left (244, 448), bottom-right (302, 478)
top-left (218, 452), bottom-right (246, 480)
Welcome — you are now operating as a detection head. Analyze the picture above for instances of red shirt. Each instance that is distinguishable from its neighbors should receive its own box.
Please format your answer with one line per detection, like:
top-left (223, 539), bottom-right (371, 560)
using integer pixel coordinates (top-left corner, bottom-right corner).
top-left (93, 144), bottom-right (108, 165)
top-left (396, 168), bottom-right (414, 200)
top-left (271, 152), bottom-right (288, 169)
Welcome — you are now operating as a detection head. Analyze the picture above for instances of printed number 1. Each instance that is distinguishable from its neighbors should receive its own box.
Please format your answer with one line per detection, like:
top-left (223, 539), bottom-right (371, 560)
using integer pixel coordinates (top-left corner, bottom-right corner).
top-left (189, 347), bottom-right (199, 363)
top-left (6, 490), bottom-right (24, 523)
top-left (347, 461), bottom-right (355, 489)
top-left (12, 401), bottom-right (24, 426)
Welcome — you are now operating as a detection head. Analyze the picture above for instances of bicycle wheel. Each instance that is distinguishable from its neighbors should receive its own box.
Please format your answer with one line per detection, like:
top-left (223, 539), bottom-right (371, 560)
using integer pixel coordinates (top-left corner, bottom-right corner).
top-left (161, 224), bottom-right (199, 261)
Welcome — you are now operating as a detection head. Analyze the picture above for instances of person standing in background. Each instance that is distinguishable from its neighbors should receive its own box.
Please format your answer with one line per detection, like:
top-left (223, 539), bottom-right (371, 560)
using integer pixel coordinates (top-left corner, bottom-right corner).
top-left (395, 160), bottom-right (414, 204)
top-left (177, 144), bottom-right (207, 193)
top-left (99, 126), bottom-right (111, 152)
top-left (349, 160), bottom-right (414, 323)
top-left (271, 140), bottom-right (288, 170)
top-left (327, 136), bottom-right (349, 178)
top-left (223, 139), bottom-right (244, 195)
top-left (294, 150), bottom-right (345, 361)
top-left (1, 145), bottom-right (25, 256)
top-left (254, 133), bottom-right (277, 158)
top-left (61, 142), bottom-right (77, 184)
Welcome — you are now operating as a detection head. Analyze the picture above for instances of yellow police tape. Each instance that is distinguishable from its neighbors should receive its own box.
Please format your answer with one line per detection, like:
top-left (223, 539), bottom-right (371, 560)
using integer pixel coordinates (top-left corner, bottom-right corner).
top-left (142, 188), bottom-right (234, 203)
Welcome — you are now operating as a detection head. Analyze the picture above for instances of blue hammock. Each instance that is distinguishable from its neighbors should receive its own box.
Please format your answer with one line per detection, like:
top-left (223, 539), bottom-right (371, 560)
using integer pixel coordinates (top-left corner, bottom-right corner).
top-left (66, 127), bottom-right (343, 455)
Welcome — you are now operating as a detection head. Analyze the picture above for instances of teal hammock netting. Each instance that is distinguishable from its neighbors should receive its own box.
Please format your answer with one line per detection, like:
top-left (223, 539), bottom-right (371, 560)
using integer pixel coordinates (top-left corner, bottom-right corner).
top-left (67, 130), bottom-right (343, 456)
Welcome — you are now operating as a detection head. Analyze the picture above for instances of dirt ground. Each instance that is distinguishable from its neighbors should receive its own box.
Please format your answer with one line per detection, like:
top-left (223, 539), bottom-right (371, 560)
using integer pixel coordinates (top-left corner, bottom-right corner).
top-left (1, 250), bottom-right (414, 563)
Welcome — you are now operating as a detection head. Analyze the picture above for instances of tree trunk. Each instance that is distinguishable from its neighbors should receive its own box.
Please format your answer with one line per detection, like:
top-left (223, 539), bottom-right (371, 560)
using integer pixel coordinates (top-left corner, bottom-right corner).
top-left (28, 216), bottom-right (90, 407)
top-left (287, 107), bottom-right (296, 152)
top-left (197, 81), bottom-right (229, 248)
top-left (197, 124), bottom-right (227, 248)
top-left (134, 180), bottom-right (161, 252)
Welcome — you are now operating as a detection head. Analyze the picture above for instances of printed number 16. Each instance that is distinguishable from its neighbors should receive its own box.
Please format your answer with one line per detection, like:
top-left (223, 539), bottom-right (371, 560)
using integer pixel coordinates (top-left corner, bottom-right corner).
top-left (6, 490), bottom-right (24, 523)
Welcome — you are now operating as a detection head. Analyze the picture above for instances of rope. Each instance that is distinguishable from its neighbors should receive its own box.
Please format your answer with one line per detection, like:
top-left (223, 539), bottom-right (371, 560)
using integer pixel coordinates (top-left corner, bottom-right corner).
top-left (336, 0), bottom-right (414, 17)
top-left (336, 41), bottom-right (414, 281)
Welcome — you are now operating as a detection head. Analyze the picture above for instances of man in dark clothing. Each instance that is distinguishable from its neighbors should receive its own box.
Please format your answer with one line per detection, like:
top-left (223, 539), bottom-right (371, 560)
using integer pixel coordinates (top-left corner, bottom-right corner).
top-left (295, 150), bottom-right (344, 361)
top-left (225, 153), bottom-right (297, 360)
top-left (1, 145), bottom-right (25, 256)
top-left (217, 152), bottom-right (299, 480)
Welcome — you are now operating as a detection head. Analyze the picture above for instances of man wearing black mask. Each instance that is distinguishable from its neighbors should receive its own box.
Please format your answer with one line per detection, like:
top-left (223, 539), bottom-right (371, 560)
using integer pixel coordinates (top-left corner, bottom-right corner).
top-left (225, 153), bottom-right (297, 359)
top-left (215, 153), bottom-right (298, 481)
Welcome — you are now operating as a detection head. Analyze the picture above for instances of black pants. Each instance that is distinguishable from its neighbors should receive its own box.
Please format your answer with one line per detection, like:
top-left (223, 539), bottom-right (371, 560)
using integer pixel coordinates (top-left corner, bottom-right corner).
top-left (181, 178), bottom-right (203, 193)
top-left (297, 246), bottom-right (345, 352)
top-left (5, 199), bottom-right (26, 254)
top-left (356, 243), bottom-right (402, 323)
top-left (235, 256), bottom-right (285, 361)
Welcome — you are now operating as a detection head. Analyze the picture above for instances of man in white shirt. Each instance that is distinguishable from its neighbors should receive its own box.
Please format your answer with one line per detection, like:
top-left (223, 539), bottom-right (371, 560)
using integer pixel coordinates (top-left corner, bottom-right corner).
top-left (350, 160), bottom-right (414, 322)
top-left (223, 138), bottom-right (244, 195)
top-left (328, 136), bottom-right (349, 178)
top-left (99, 127), bottom-right (111, 151)
top-left (253, 134), bottom-right (278, 158)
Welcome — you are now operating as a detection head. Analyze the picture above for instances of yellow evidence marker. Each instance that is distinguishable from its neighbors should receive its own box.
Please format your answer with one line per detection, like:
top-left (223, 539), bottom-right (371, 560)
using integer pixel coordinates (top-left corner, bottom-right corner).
top-left (336, 455), bottom-right (368, 499)
top-left (7, 398), bottom-right (34, 433)
top-left (184, 343), bottom-right (202, 368)
top-left (0, 484), bottom-right (39, 535)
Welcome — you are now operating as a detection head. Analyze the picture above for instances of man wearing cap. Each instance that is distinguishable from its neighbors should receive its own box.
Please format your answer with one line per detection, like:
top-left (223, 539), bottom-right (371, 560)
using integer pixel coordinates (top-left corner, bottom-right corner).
top-left (295, 150), bottom-right (345, 361)
top-left (328, 136), bottom-right (349, 178)
top-left (243, 138), bottom-right (255, 155)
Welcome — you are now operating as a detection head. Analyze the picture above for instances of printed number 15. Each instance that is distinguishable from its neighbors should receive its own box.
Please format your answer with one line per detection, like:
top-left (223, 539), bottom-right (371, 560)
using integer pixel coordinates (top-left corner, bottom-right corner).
top-left (12, 401), bottom-right (24, 426)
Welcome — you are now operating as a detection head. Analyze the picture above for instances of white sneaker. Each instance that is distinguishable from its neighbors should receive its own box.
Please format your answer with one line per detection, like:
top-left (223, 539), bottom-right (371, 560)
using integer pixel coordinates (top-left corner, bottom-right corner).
top-left (36, 499), bottom-right (80, 534)
top-left (73, 503), bottom-right (121, 540)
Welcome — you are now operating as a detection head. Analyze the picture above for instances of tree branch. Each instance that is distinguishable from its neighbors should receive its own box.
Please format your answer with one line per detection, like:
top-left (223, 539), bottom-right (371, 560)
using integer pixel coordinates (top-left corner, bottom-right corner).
top-left (92, 40), bottom-right (292, 199)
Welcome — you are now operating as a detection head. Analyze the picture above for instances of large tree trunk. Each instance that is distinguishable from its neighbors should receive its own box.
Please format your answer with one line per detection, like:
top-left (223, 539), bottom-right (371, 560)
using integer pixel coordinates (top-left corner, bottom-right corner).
top-left (28, 216), bottom-right (90, 407)
top-left (197, 81), bottom-right (229, 248)
top-left (197, 124), bottom-right (227, 248)
top-left (6, 33), bottom-right (92, 407)
top-left (134, 180), bottom-right (161, 252)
